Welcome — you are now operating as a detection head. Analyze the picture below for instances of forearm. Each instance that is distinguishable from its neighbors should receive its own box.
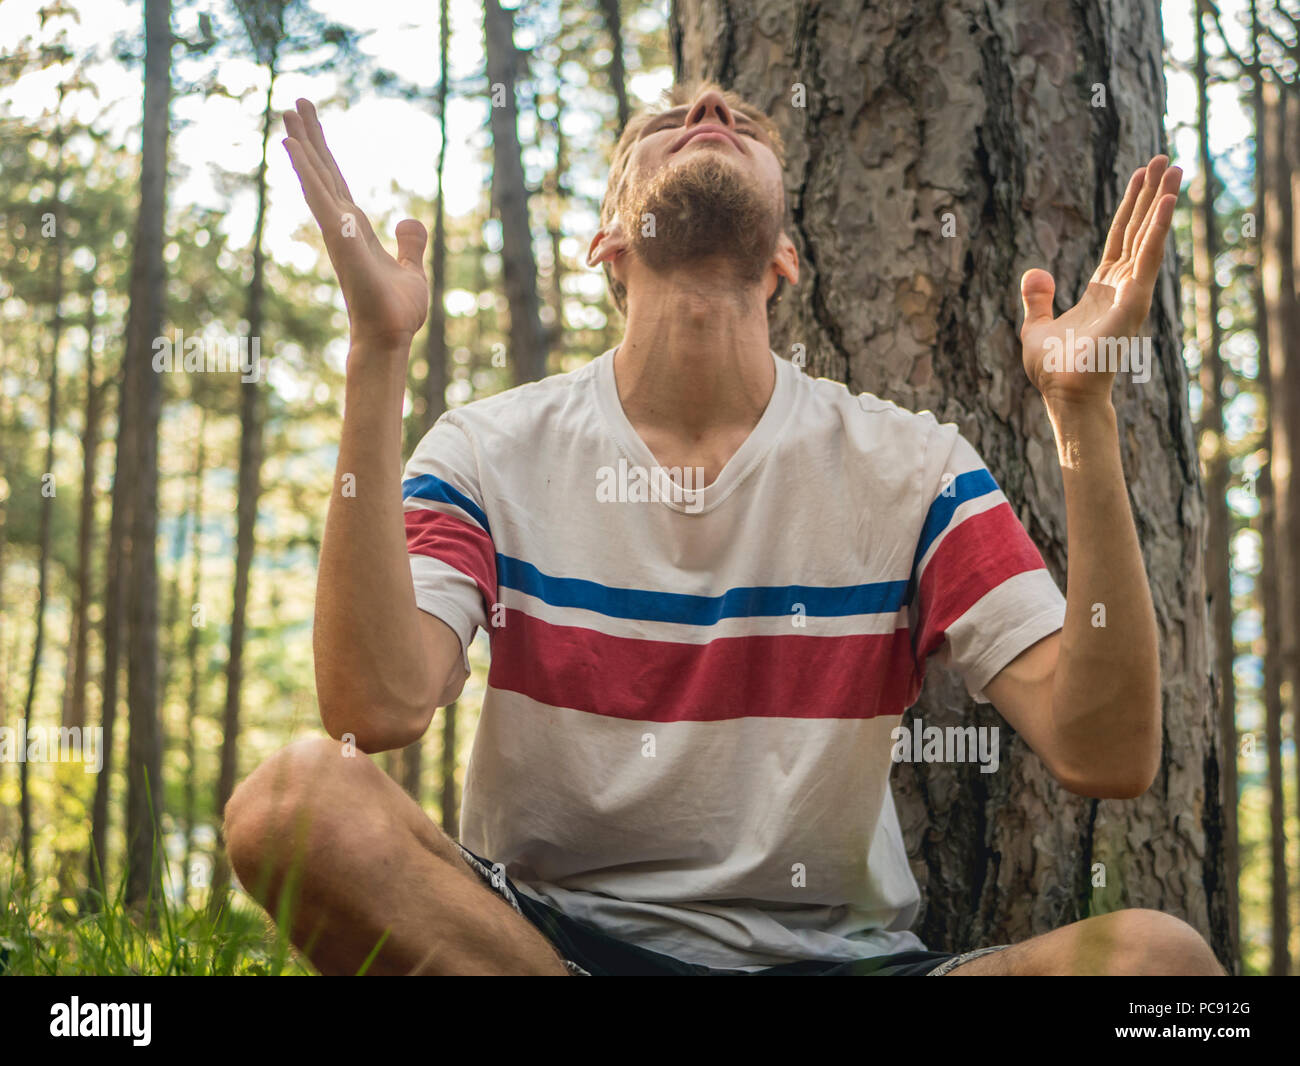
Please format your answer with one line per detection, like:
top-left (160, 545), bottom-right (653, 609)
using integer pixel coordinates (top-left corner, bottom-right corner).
top-left (314, 341), bottom-right (437, 750)
top-left (1046, 395), bottom-right (1161, 794)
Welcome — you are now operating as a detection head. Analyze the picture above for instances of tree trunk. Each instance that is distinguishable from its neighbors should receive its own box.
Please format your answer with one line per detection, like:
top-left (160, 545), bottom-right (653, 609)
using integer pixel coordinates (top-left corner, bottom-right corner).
top-left (440, 700), bottom-right (458, 835)
top-left (182, 410), bottom-right (206, 895)
top-left (392, 0), bottom-right (457, 802)
top-left (672, 0), bottom-right (1229, 963)
top-left (211, 69), bottom-right (275, 910)
top-left (1259, 75), bottom-right (1294, 976)
top-left (64, 291), bottom-right (100, 732)
top-left (88, 324), bottom-right (131, 897)
top-left (600, 0), bottom-right (631, 135)
top-left (122, 0), bottom-right (172, 907)
top-left (19, 89), bottom-right (66, 878)
top-left (1191, 0), bottom-right (1237, 952)
top-left (484, 0), bottom-right (548, 384)
top-left (546, 74), bottom-right (568, 350)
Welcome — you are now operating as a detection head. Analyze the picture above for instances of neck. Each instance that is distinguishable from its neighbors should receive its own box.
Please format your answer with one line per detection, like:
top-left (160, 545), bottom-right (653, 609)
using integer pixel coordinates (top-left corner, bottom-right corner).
top-left (614, 262), bottom-right (775, 437)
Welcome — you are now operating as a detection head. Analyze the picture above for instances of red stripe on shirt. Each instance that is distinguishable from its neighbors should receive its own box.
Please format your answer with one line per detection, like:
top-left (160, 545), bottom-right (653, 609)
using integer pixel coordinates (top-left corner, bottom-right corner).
top-left (488, 608), bottom-right (919, 722)
top-left (914, 502), bottom-right (1047, 660)
top-left (405, 508), bottom-right (498, 606)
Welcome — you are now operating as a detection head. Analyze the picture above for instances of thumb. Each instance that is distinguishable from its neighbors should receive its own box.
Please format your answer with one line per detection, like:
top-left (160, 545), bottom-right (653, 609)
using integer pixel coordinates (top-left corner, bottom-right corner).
top-left (1020, 268), bottom-right (1055, 329)
top-left (395, 218), bottom-right (428, 270)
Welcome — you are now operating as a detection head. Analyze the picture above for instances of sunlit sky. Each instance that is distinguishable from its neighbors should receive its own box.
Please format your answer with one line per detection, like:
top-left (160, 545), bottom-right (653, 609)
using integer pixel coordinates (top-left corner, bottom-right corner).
top-left (0, 0), bottom-right (671, 278)
top-left (0, 0), bottom-right (1255, 271)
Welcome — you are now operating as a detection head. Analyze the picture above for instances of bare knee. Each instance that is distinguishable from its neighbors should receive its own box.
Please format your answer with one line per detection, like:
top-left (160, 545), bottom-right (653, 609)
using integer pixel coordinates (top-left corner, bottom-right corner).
top-left (223, 735), bottom-right (386, 896)
top-left (1097, 909), bottom-right (1223, 976)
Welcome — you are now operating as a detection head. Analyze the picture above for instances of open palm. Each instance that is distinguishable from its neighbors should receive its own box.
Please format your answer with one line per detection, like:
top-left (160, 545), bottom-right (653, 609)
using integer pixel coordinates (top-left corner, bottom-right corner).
top-left (282, 98), bottom-right (429, 347)
top-left (1020, 155), bottom-right (1182, 405)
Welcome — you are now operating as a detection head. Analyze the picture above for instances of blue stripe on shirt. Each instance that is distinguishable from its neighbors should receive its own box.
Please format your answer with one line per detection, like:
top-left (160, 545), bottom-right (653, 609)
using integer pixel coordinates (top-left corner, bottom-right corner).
top-left (496, 554), bottom-right (908, 624)
top-left (403, 474), bottom-right (492, 536)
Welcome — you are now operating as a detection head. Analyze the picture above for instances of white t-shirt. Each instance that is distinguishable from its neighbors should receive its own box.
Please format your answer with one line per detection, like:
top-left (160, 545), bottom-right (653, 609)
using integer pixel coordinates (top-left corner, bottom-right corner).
top-left (401, 347), bottom-right (1065, 970)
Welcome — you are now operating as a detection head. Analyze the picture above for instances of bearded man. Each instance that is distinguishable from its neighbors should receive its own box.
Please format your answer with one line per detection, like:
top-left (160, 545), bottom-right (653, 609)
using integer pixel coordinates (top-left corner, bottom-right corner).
top-left (222, 84), bottom-right (1222, 976)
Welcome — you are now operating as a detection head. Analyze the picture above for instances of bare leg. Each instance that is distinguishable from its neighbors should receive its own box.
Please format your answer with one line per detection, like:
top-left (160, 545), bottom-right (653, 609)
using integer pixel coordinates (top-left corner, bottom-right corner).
top-left (946, 909), bottom-right (1224, 975)
top-left (223, 736), bottom-right (570, 976)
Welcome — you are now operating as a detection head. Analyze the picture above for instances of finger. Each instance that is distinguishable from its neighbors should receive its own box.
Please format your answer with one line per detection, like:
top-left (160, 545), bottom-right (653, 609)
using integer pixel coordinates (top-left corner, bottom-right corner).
top-left (286, 111), bottom-right (380, 254)
top-left (1100, 168), bottom-right (1145, 264)
top-left (1020, 268), bottom-right (1056, 329)
top-left (395, 218), bottom-right (428, 271)
top-left (282, 109), bottom-right (335, 201)
top-left (1133, 193), bottom-right (1176, 289)
top-left (1121, 155), bottom-right (1169, 260)
top-left (283, 136), bottom-right (339, 232)
top-left (296, 98), bottom-right (356, 204)
top-left (1129, 165), bottom-right (1182, 269)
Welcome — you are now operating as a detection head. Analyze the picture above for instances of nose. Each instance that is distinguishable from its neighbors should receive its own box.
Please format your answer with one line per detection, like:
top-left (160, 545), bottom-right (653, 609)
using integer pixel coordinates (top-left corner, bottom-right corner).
top-left (685, 89), bottom-right (734, 129)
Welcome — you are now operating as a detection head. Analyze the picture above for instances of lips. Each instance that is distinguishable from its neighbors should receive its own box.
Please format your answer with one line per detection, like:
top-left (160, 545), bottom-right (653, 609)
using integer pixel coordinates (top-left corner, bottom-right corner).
top-left (671, 124), bottom-right (744, 153)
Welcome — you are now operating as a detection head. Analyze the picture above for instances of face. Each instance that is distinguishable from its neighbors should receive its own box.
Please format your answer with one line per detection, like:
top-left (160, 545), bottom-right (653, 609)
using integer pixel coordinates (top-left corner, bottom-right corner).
top-left (609, 89), bottom-right (788, 287)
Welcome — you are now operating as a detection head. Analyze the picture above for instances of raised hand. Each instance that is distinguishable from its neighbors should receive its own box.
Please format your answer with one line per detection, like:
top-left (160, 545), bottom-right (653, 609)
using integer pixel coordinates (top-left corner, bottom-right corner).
top-left (282, 98), bottom-right (429, 348)
top-left (1019, 155), bottom-right (1182, 406)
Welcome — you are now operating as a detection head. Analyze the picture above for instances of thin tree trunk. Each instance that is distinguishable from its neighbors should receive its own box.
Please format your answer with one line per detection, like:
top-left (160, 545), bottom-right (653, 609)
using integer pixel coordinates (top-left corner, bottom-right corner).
top-left (182, 410), bottom-right (206, 895)
top-left (484, 0), bottom-right (548, 384)
top-left (422, 0), bottom-right (451, 438)
top-left (1192, 0), bottom-right (1237, 953)
top-left (393, 0), bottom-right (457, 803)
top-left (1259, 75), bottom-right (1294, 977)
top-left (1274, 81), bottom-right (1300, 935)
top-left (123, 0), bottom-right (172, 907)
top-left (211, 69), bottom-right (275, 910)
top-left (599, 0), bottom-right (631, 134)
top-left (546, 76), bottom-right (568, 348)
top-left (19, 92), bottom-right (66, 877)
top-left (88, 332), bottom-right (132, 897)
top-left (64, 290), bottom-right (100, 732)
top-left (440, 700), bottom-right (458, 835)
top-left (672, 0), bottom-right (1228, 962)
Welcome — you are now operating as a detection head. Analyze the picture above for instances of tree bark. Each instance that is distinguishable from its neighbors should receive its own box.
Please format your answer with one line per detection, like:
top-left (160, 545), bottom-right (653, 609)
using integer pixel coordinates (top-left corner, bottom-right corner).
top-left (1259, 75), bottom-right (1295, 977)
top-left (64, 290), bottom-right (100, 732)
top-left (484, 0), bottom-right (548, 384)
top-left (672, 0), bottom-right (1228, 963)
top-left (182, 410), bottom-right (206, 896)
top-left (122, 0), bottom-right (172, 907)
top-left (600, 0), bottom-right (631, 135)
top-left (19, 83), bottom-right (66, 878)
top-left (1191, 0), bottom-right (1237, 952)
top-left (211, 68), bottom-right (275, 910)
top-left (440, 700), bottom-right (458, 835)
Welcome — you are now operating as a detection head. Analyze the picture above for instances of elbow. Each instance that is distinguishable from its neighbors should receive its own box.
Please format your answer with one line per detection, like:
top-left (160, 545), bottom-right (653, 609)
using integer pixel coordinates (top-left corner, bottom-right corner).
top-left (318, 687), bottom-right (431, 754)
top-left (1052, 753), bottom-right (1160, 800)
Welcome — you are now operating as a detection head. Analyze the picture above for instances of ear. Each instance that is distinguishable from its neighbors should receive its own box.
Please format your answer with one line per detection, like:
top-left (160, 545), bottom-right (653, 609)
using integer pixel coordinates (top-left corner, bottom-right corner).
top-left (765, 231), bottom-right (799, 298)
top-left (587, 215), bottom-right (629, 270)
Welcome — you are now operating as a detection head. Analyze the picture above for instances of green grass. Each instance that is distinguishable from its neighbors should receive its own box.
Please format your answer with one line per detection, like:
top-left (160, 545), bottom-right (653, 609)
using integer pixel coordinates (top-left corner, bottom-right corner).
top-left (0, 847), bottom-right (314, 976)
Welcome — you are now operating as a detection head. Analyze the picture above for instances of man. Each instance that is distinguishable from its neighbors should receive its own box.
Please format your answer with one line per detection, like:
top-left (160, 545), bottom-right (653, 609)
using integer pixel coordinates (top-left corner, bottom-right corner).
top-left (223, 83), bottom-right (1223, 976)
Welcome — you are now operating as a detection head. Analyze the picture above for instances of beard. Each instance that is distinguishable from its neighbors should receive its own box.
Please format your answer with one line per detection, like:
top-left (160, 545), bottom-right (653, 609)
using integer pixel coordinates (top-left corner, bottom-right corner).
top-left (616, 147), bottom-right (782, 285)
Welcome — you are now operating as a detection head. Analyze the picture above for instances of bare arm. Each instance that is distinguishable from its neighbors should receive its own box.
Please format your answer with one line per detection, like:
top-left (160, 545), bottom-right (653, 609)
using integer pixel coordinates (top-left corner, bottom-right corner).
top-left (986, 156), bottom-right (1181, 799)
top-left (283, 99), bottom-right (462, 752)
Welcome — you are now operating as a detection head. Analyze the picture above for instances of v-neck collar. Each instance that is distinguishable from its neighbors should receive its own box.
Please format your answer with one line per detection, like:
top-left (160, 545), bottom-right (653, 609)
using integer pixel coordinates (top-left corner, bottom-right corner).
top-left (593, 345), bottom-right (795, 515)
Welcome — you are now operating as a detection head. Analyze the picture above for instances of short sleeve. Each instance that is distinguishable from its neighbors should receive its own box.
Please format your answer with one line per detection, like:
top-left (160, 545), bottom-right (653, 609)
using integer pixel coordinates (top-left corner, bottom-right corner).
top-left (908, 426), bottom-right (1065, 703)
top-left (402, 412), bottom-right (497, 705)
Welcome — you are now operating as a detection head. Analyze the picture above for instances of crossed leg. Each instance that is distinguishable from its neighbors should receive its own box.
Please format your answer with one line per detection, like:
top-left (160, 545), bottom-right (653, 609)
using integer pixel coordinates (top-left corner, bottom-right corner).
top-left (222, 735), bottom-right (570, 976)
top-left (945, 909), bottom-right (1225, 975)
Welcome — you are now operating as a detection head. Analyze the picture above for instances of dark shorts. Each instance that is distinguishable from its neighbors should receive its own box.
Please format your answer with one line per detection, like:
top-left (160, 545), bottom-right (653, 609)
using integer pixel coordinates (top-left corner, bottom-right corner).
top-left (454, 843), bottom-right (1008, 976)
